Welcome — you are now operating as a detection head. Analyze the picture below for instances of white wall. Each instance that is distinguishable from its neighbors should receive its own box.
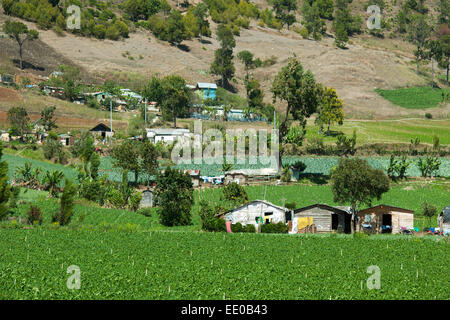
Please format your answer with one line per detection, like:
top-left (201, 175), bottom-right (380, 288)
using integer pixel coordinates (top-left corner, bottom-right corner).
top-left (225, 202), bottom-right (286, 227)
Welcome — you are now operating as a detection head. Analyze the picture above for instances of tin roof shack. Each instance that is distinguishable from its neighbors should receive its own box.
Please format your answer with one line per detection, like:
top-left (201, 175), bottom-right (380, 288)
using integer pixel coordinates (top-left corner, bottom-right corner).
top-left (196, 82), bottom-right (217, 100)
top-left (438, 206), bottom-right (450, 233)
top-left (294, 204), bottom-right (353, 233)
top-left (89, 123), bottom-right (114, 140)
top-left (224, 168), bottom-right (278, 185)
top-left (146, 128), bottom-right (192, 144)
top-left (356, 205), bottom-right (414, 234)
top-left (218, 200), bottom-right (290, 232)
top-left (140, 189), bottom-right (155, 208)
top-left (58, 134), bottom-right (74, 146)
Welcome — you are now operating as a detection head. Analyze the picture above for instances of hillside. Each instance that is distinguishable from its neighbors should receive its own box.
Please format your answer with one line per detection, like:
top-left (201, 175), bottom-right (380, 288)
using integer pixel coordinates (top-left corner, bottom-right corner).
top-left (0, 1), bottom-right (449, 120)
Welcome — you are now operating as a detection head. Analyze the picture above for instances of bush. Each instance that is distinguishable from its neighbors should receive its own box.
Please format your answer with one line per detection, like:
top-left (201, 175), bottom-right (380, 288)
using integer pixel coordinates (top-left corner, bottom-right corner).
top-left (128, 191), bottom-right (142, 212)
top-left (27, 205), bottom-right (43, 225)
top-left (105, 25), bottom-right (120, 40)
top-left (107, 188), bottom-right (127, 209)
top-left (425, 112), bottom-right (432, 119)
top-left (54, 179), bottom-right (76, 226)
top-left (223, 182), bottom-right (248, 205)
top-left (231, 222), bottom-right (244, 232)
top-left (261, 222), bottom-right (288, 233)
top-left (244, 224), bottom-right (256, 233)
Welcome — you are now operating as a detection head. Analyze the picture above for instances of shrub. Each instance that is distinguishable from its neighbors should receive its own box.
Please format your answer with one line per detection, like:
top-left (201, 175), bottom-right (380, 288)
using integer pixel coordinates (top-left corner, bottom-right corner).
top-left (425, 112), bottom-right (432, 119)
top-left (27, 205), bottom-right (43, 225)
top-left (54, 179), bottom-right (77, 226)
top-left (93, 24), bottom-right (107, 39)
top-left (107, 188), bottom-right (127, 209)
top-left (244, 224), bottom-right (256, 233)
top-left (223, 182), bottom-right (248, 205)
top-left (128, 191), bottom-right (142, 212)
top-left (105, 25), bottom-right (120, 40)
top-left (261, 222), bottom-right (288, 233)
top-left (231, 222), bottom-right (244, 232)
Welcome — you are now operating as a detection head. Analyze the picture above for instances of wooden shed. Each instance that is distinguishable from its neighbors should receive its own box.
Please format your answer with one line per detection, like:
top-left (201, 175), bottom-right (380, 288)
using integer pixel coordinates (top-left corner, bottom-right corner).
top-left (218, 200), bottom-right (290, 231)
top-left (356, 204), bottom-right (414, 234)
top-left (140, 189), bottom-right (155, 208)
top-left (89, 123), bottom-right (114, 140)
top-left (294, 204), bottom-right (353, 233)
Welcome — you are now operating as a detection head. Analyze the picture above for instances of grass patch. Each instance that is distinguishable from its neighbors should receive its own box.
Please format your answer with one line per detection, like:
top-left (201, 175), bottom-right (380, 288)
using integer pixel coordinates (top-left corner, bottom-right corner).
top-left (375, 87), bottom-right (450, 109)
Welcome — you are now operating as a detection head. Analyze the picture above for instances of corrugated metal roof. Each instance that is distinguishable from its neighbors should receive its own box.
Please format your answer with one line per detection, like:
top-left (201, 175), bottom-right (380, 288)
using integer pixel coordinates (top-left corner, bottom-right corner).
top-left (197, 82), bottom-right (217, 89)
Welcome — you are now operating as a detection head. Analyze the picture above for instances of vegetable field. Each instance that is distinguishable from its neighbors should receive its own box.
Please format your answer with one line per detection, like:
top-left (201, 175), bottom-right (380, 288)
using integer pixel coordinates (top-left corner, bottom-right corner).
top-left (0, 229), bottom-right (448, 299)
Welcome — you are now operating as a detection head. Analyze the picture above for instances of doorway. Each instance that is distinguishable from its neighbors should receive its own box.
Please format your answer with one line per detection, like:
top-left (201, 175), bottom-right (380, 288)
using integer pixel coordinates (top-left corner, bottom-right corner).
top-left (382, 214), bottom-right (392, 233)
top-left (331, 214), bottom-right (338, 231)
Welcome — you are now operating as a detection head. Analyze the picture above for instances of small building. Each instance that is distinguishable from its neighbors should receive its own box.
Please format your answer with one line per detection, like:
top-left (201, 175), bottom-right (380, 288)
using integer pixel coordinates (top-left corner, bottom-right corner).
top-left (84, 92), bottom-right (112, 103)
top-left (196, 82), bottom-right (217, 100)
top-left (89, 123), bottom-right (114, 140)
top-left (140, 189), bottom-right (155, 208)
top-left (0, 131), bottom-right (10, 142)
top-left (438, 206), bottom-right (450, 235)
top-left (294, 204), bottom-right (353, 234)
top-left (224, 168), bottom-right (278, 185)
top-left (218, 200), bottom-right (290, 230)
top-left (58, 134), bottom-right (74, 146)
top-left (0, 74), bottom-right (15, 85)
top-left (146, 128), bottom-right (191, 144)
top-left (356, 204), bottom-right (414, 234)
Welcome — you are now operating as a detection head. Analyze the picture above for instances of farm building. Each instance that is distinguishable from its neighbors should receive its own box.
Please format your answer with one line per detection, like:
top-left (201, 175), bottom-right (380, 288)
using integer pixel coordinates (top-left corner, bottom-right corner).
top-left (218, 200), bottom-right (290, 230)
top-left (224, 168), bottom-right (278, 185)
top-left (146, 128), bottom-right (192, 144)
top-left (84, 92), bottom-right (112, 103)
top-left (58, 134), bottom-right (74, 146)
top-left (0, 131), bottom-right (10, 142)
top-left (438, 206), bottom-right (450, 235)
top-left (293, 204), bottom-right (353, 233)
top-left (195, 82), bottom-right (217, 100)
top-left (89, 123), bottom-right (114, 140)
top-left (140, 189), bottom-right (155, 208)
top-left (356, 205), bottom-right (414, 234)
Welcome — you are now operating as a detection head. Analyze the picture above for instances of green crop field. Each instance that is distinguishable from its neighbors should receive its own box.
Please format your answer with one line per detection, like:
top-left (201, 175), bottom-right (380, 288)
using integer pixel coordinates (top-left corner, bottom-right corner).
top-left (305, 119), bottom-right (450, 145)
top-left (375, 87), bottom-right (450, 109)
top-left (0, 229), bottom-right (448, 299)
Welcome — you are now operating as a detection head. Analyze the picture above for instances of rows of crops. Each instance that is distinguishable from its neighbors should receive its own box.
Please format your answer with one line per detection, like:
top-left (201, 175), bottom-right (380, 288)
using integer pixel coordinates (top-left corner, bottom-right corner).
top-left (5, 155), bottom-right (450, 184)
top-left (0, 229), bottom-right (448, 299)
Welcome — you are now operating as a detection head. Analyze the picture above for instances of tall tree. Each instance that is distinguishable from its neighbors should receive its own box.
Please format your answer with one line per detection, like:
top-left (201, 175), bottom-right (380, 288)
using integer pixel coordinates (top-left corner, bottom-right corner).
top-left (210, 24), bottom-right (236, 88)
top-left (7, 106), bottom-right (30, 140)
top-left (302, 0), bottom-right (326, 40)
top-left (160, 75), bottom-right (191, 128)
top-left (315, 87), bottom-right (344, 134)
top-left (141, 140), bottom-right (159, 185)
top-left (331, 158), bottom-right (390, 229)
top-left (154, 167), bottom-right (193, 226)
top-left (237, 50), bottom-right (256, 96)
top-left (111, 140), bottom-right (142, 183)
top-left (271, 0), bottom-right (298, 29)
top-left (3, 21), bottom-right (38, 70)
top-left (0, 142), bottom-right (11, 221)
top-left (40, 106), bottom-right (58, 132)
top-left (271, 57), bottom-right (322, 170)
top-left (438, 35), bottom-right (450, 83)
top-left (407, 14), bottom-right (431, 74)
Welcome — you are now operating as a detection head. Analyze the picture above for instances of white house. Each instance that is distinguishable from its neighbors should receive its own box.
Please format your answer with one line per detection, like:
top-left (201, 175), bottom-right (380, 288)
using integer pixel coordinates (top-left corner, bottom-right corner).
top-left (219, 200), bottom-right (290, 229)
top-left (146, 128), bottom-right (192, 144)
